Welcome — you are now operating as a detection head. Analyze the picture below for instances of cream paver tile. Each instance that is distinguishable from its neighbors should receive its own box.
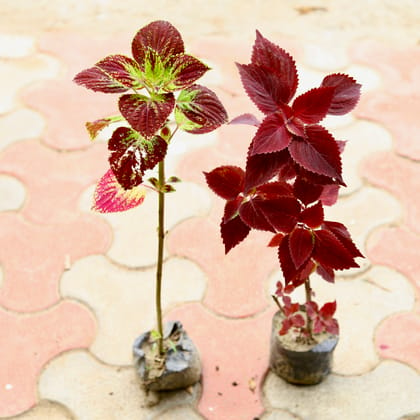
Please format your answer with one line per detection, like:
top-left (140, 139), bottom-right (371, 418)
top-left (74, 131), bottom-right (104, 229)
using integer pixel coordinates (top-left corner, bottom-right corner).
top-left (0, 55), bottom-right (60, 114)
top-left (260, 410), bottom-right (302, 420)
top-left (154, 405), bottom-right (204, 420)
top-left (81, 182), bottom-right (212, 268)
top-left (333, 120), bottom-right (393, 196)
top-left (303, 42), bottom-right (350, 71)
top-left (60, 255), bottom-right (206, 365)
top-left (5, 400), bottom-right (74, 419)
top-left (268, 265), bottom-right (414, 375)
top-left (38, 350), bottom-right (199, 420)
top-left (263, 360), bottom-right (420, 420)
top-left (0, 109), bottom-right (45, 152)
top-left (0, 175), bottom-right (25, 211)
top-left (0, 34), bottom-right (35, 58)
top-left (323, 187), bottom-right (402, 276)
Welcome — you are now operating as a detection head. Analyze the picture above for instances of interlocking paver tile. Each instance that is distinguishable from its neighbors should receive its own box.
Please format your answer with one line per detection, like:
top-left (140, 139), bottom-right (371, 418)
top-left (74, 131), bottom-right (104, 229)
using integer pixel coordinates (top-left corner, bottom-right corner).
top-left (60, 255), bottom-right (206, 365)
top-left (261, 410), bottom-right (302, 420)
top-left (0, 175), bottom-right (25, 211)
top-left (0, 34), bottom-right (35, 58)
top-left (0, 301), bottom-right (95, 417)
top-left (0, 139), bottom-right (109, 225)
top-left (264, 360), bottom-right (420, 419)
top-left (362, 151), bottom-right (420, 234)
top-left (166, 302), bottom-right (275, 420)
top-left (155, 405), bottom-right (204, 420)
top-left (4, 400), bottom-right (73, 419)
top-left (39, 350), bottom-right (199, 420)
top-left (352, 41), bottom-right (420, 160)
top-left (375, 312), bottom-right (420, 372)
top-left (0, 212), bottom-right (110, 311)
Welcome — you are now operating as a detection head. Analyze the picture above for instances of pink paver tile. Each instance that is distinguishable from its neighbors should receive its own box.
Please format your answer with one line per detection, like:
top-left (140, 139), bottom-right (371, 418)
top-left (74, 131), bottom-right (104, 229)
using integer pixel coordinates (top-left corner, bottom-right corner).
top-left (352, 41), bottom-right (420, 160)
top-left (166, 303), bottom-right (275, 420)
top-left (367, 227), bottom-right (420, 306)
top-left (0, 300), bottom-right (96, 417)
top-left (0, 140), bottom-right (108, 225)
top-left (22, 80), bottom-right (117, 150)
top-left (0, 212), bottom-right (111, 312)
top-left (167, 207), bottom-right (277, 318)
top-left (361, 151), bottom-right (420, 234)
top-left (375, 312), bottom-right (420, 372)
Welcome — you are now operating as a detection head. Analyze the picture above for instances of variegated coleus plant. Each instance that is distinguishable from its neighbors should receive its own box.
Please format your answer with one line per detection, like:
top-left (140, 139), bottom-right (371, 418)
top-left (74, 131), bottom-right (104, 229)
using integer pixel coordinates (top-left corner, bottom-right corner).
top-left (74, 21), bottom-right (227, 354)
top-left (205, 31), bottom-right (363, 340)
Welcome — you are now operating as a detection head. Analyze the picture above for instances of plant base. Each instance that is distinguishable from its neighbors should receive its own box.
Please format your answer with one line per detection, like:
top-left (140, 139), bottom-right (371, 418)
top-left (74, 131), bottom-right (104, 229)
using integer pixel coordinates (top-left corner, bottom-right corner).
top-left (133, 320), bottom-right (201, 392)
top-left (269, 311), bottom-right (338, 385)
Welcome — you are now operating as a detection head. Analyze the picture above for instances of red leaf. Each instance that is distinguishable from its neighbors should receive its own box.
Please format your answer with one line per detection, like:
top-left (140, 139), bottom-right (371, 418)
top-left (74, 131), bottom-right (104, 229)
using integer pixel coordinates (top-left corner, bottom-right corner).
top-left (256, 181), bottom-right (293, 197)
top-left (251, 30), bottom-right (298, 103)
top-left (268, 232), bottom-right (285, 247)
top-left (108, 127), bottom-right (167, 189)
top-left (320, 184), bottom-right (340, 206)
top-left (321, 73), bottom-right (361, 115)
top-left (229, 113), bottom-right (261, 127)
top-left (293, 177), bottom-right (323, 205)
top-left (170, 54), bottom-right (210, 89)
top-left (92, 169), bottom-right (146, 213)
top-left (204, 166), bottom-right (245, 200)
top-left (175, 84), bottom-right (228, 134)
top-left (250, 112), bottom-right (292, 155)
top-left (319, 301), bottom-right (337, 319)
top-left (300, 201), bottom-right (324, 228)
top-left (236, 63), bottom-right (289, 114)
top-left (119, 93), bottom-right (175, 138)
top-left (289, 227), bottom-right (314, 269)
top-left (74, 54), bottom-right (140, 93)
top-left (288, 125), bottom-right (343, 183)
top-left (278, 235), bottom-right (298, 285)
top-left (85, 115), bottom-right (123, 140)
top-left (290, 314), bottom-right (306, 328)
top-left (292, 87), bottom-right (335, 124)
top-left (131, 20), bottom-right (184, 67)
top-left (224, 196), bottom-right (243, 223)
top-left (325, 318), bottom-right (339, 335)
top-left (220, 215), bottom-right (251, 254)
top-left (323, 221), bottom-right (364, 258)
top-left (313, 229), bottom-right (359, 270)
top-left (279, 318), bottom-right (292, 335)
top-left (239, 197), bottom-right (276, 232)
top-left (244, 149), bottom-right (290, 192)
top-left (316, 263), bottom-right (335, 283)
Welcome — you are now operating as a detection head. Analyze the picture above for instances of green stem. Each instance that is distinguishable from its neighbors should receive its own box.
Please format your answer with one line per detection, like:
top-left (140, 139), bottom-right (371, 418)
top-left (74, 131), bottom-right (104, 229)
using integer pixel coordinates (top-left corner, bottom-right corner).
top-left (305, 277), bottom-right (313, 339)
top-left (156, 160), bottom-right (165, 355)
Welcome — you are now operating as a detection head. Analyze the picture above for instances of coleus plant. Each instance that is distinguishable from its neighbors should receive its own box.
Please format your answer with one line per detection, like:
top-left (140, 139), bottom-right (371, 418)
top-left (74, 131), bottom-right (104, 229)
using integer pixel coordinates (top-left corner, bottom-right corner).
top-left (74, 21), bottom-right (227, 354)
top-left (205, 31), bottom-right (363, 340)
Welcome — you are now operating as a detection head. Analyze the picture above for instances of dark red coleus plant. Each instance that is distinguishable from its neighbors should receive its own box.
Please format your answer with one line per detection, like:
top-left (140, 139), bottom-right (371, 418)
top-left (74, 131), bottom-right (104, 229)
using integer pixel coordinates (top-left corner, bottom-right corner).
top-left (205, 31), bottom-right (363, 339)
top-left (74, 20), bottom-right (227, 212)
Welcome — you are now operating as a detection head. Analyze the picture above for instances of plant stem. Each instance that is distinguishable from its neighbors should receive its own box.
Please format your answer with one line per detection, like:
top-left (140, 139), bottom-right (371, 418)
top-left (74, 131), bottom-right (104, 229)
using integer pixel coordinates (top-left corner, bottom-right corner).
top-left (156, 160), bottom-right (165, 355)
top-left (304, 277), bottom-right (313, 339)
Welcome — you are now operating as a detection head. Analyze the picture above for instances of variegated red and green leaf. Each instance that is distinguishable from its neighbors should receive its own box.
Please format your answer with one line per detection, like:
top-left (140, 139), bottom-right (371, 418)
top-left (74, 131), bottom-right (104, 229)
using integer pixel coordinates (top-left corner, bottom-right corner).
top-left (288, 125), bottom-right (343, 183)
top-left (251, 30), bottom-right (298, 103)
top-left (92, 169), bottom-right (146, 213)
top-left (175, 84), bottom-right (228, 134)
top-left (220, 214), bottom-right (251, 254)
top-left (289, 227), bottom-right (314, 269)
top-left (85, 115), bottom-right (125, 140)
top-left (131, 20), bottom-right (184, 67)
top-left (74, 54), bottom-right (141, 93)
top-left (321, 73), bottom-right (361, 115)
top-left (168, 54), bottom-right (210, 89)
top-left (250, 112), bottom-right (292, 155)
top-left (204, 165), bottom-right (245, 200)
top-left (118, 92), bottom-right (175, 138)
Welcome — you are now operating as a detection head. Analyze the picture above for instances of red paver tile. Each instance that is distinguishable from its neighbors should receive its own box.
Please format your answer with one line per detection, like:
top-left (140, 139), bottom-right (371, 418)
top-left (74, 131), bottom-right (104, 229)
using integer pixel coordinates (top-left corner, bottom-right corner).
top-left (166, 303), bottom-right (275, 420)
top-left (375, 312), bottom-right (420, 373)
top-left (0, 213), bottom-right (111, 312)
top-left (361, 151), bottom-right (420, 234)
top-left (367, 227), bottom-right (420, 306)
top-left (167, 206), bottom-right (277, 318)
top-left (0, 140), bottom-right (108, 225)
top-left (0, 300), bottom-right (96, 417)
top-left (22, 81), bottom-right (117, 150)
top-left (352, 41), bottom-right (420, 160)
